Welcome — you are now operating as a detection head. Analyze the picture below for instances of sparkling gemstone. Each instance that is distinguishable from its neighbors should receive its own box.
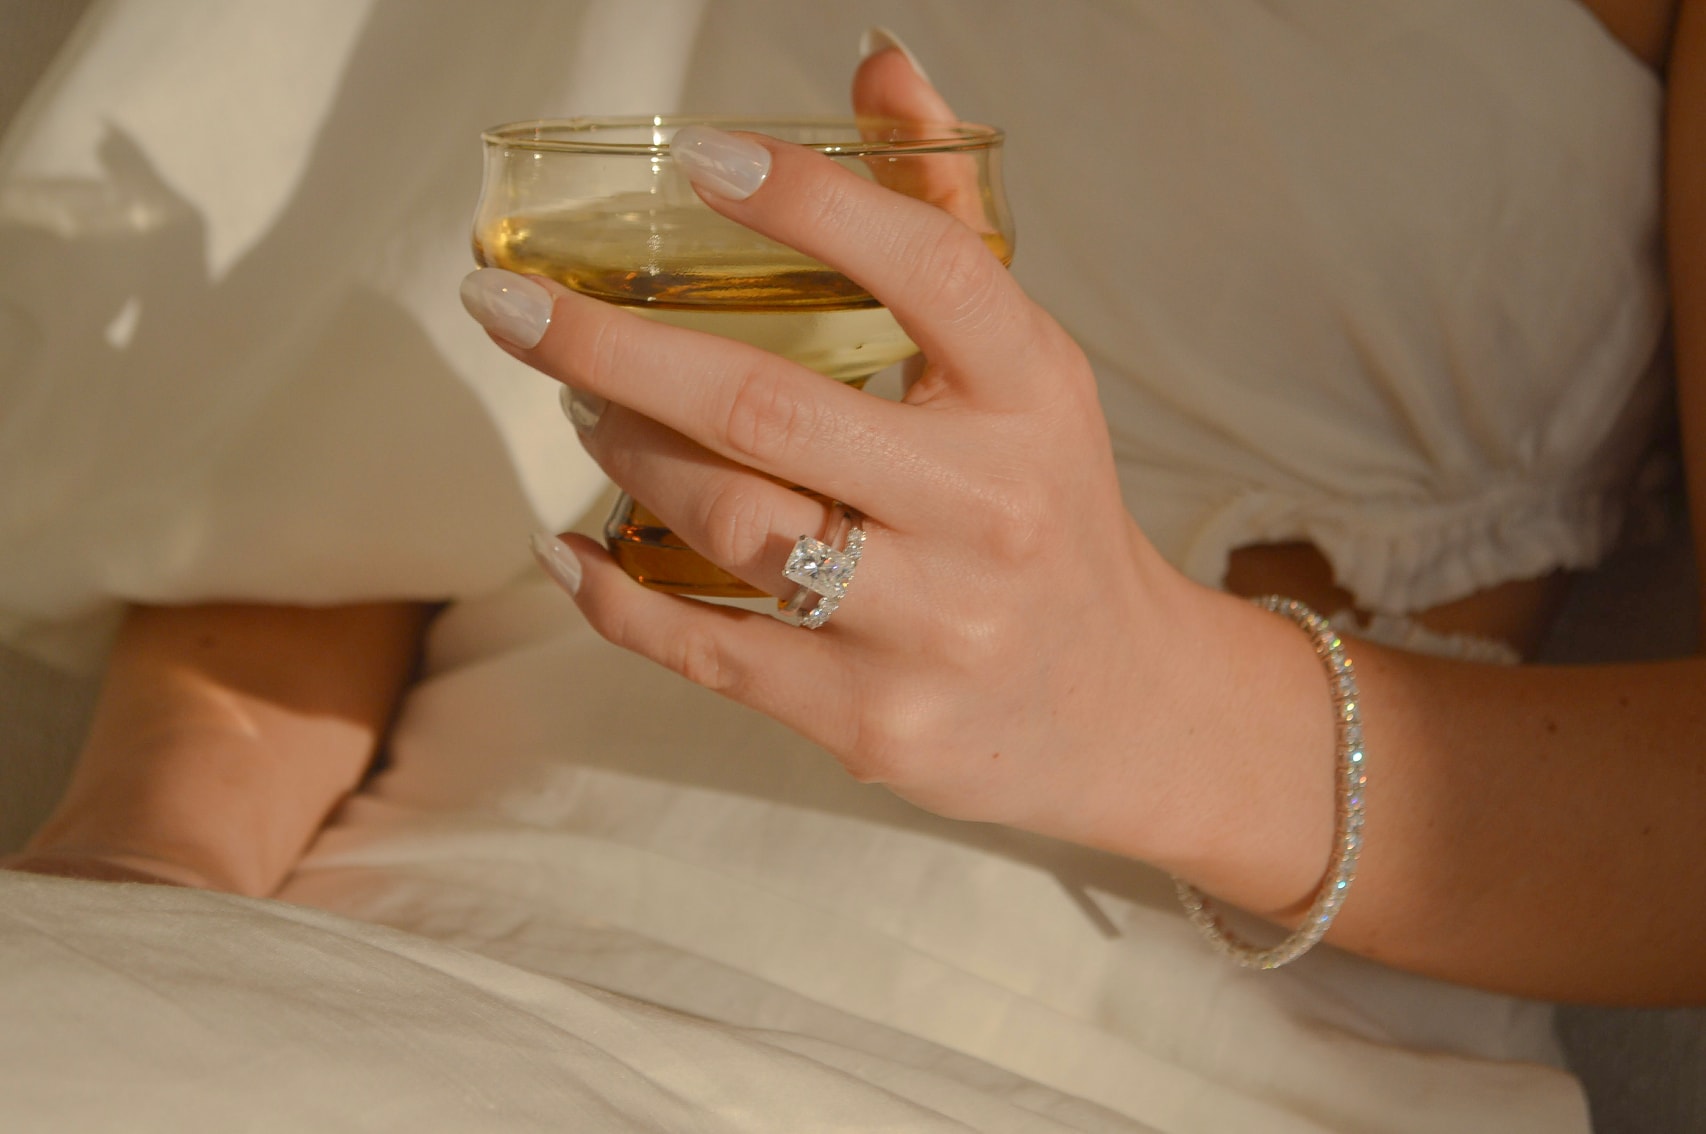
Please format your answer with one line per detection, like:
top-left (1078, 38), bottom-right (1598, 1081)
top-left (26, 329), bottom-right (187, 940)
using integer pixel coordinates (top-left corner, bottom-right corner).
top-left (784, 536), bottom-right (858, 598)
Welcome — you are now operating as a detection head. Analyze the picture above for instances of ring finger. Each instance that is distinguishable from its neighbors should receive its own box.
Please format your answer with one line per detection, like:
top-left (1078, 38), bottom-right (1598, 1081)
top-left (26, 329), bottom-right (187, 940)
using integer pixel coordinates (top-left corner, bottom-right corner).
top-left (571, 388), bottom-right (861, 598)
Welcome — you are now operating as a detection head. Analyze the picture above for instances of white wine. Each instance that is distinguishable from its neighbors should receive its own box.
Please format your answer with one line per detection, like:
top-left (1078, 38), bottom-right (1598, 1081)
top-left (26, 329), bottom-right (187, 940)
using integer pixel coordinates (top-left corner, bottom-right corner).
top-left (475, 196), bottom-right (1011, 595)
top-left (478, 199), bottom-right (926, 381)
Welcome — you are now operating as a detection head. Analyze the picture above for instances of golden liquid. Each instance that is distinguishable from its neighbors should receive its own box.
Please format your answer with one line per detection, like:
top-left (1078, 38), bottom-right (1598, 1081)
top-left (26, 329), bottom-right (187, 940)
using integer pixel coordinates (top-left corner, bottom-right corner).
top-left (479, 200), bottom-right (933, 380)
top-left (477, 199), bottom-right (1011, 595)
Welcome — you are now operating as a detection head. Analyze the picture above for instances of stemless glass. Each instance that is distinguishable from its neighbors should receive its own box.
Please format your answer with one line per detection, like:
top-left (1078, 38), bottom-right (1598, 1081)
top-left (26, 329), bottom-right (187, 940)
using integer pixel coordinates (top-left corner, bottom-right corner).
top-left (473, 116), bottom-right (1011, 597)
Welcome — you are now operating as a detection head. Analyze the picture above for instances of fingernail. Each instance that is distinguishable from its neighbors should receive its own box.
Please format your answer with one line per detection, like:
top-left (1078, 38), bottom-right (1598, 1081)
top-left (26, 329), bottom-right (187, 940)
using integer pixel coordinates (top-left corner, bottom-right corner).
top-left (559, 384), bottom-right (607, 436)
top-left (859, 26), bottom-right (932, 84)
top-left (531, 532), bottom-right (583, 596)
top-left (671, 125), bottom-right (770, 201)
top-left (460, 268), bottom-right (553, 348)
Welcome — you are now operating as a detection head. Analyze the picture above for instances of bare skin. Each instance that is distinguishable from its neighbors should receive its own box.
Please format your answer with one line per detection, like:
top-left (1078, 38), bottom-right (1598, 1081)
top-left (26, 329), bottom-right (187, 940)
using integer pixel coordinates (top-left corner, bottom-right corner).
top-left (3, 602), bottom-right (430, 896)
top-left (10, 1), bottom-right (1704, 1004)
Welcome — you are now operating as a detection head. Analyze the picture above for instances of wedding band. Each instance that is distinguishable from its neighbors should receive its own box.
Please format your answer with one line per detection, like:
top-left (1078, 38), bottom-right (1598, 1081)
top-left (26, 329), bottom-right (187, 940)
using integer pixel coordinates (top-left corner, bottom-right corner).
top-left (779, 505), bottom-right (865, 629)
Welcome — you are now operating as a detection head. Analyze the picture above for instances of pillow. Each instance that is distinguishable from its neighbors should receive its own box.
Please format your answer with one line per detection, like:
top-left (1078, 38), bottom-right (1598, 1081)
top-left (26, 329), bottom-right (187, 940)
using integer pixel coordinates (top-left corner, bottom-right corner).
top-left (0, 0), bottom-right (710, 670)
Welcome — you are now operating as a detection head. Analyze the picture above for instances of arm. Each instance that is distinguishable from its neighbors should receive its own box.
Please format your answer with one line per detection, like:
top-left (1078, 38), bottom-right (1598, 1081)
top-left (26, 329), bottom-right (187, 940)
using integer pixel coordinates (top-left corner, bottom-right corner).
top-left (4, 600), bottom-right (430, 896)
top-left (464, 34), bottom-right (1706, 1002)
top-left (1039, 4), bottom-right (1706, 1003)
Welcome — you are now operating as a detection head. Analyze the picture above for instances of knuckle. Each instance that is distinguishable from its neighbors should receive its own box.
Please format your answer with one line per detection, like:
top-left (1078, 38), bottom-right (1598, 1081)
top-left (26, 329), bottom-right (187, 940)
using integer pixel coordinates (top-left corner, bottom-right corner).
top-left (665, 625), bottom-right (742, 695)
top-left (911, 225), bottom-right (1008, 338)
top-left (843, 685), bottom-right (933, 784)
top-left (794, 170), bottom-right (865, 243)
top-left (581, 598), bottom-right (740, 696)
top-left (721, 365), bottom-right (820, 466)
top-left (697, 480), bottom-right (777, 569)
top-left (573, 306), bottom-right (627, 387)
top-left (969, 471), bottom-right (1054, 564)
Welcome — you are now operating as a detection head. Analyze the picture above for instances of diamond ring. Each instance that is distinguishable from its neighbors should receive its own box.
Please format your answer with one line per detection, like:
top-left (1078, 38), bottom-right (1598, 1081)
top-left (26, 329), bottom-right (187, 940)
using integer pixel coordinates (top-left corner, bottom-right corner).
top-left (778, 506), bottom-right (865, 629)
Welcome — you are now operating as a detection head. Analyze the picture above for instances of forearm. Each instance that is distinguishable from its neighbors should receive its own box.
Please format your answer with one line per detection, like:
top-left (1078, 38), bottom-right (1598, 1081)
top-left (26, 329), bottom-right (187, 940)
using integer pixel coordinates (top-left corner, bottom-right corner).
top-left (1144, 589), bottom-right (1706, 1004)
top-left (1124, 0), bottom-right (1706, 1005)
top-left (20, 600), bottom-right (431, 896)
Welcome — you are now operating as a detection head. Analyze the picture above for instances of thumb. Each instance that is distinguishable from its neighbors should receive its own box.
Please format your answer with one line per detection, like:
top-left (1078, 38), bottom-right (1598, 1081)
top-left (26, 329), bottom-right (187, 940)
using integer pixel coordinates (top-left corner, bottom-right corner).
top-left (853, 26), bottom-right (957, 124)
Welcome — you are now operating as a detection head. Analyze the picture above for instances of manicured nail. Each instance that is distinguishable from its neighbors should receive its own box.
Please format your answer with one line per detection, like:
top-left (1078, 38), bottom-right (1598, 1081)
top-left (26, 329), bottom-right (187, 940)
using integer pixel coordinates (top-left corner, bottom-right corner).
top-left (460, 269), bottom-right (553, 348)
top-left (859, 26), bottom-right (932, 84)
top-left (671, 126), bottom-right (770, 201)
top-left (531, 532), bottom-right (582, 596)
top-left (559, 384), bottom-right (607, 436)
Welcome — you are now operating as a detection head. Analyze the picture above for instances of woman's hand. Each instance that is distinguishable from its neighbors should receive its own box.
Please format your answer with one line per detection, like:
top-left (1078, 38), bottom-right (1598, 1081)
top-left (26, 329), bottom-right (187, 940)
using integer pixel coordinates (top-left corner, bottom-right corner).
top-left (458, 48), bottom-right (1338, 895)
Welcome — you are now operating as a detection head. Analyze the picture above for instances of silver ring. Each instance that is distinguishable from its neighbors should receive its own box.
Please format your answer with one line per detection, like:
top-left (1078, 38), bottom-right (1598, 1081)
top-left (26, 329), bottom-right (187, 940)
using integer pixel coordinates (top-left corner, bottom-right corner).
top-left (778, 506), bottom-right (865, 629)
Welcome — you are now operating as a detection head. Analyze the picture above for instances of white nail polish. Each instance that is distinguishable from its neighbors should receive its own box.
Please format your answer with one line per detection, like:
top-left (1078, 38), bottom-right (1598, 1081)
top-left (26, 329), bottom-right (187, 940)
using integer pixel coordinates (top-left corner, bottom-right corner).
top-left (559, 384), bottom-right (607, 435)
top-left (859, 25), bottom-right (932, 84)
top-left (671, 125), bottom-right (770, 201)
top-left (460, 269), bottom-right (553, 348)
top-left (531, 532), bottom-right (583, 595)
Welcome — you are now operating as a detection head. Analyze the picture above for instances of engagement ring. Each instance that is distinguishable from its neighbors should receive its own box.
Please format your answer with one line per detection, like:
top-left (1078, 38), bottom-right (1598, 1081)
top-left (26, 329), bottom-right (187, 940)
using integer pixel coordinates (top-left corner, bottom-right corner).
top-left (779, 507), bottom-right (865, 629)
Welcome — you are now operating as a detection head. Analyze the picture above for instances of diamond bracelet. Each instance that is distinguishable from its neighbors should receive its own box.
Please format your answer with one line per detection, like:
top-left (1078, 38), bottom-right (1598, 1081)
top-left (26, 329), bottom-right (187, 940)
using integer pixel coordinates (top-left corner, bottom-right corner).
top-left (1173, 595), bottom-right (1366, 970)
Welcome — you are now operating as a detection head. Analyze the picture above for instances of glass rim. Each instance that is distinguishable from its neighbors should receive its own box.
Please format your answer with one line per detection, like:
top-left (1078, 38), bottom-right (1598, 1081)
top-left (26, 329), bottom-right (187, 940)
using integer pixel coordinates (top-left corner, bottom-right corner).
top-left (482, 116), bottom-right (1004, 156)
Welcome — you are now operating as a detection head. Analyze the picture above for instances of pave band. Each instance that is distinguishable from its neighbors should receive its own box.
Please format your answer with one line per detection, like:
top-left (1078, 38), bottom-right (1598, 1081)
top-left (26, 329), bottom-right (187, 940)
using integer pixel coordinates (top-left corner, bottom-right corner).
top-left (1173, 596), bottom-right (1366, 969)
top-left (778, 506), bottom-right (865, 629)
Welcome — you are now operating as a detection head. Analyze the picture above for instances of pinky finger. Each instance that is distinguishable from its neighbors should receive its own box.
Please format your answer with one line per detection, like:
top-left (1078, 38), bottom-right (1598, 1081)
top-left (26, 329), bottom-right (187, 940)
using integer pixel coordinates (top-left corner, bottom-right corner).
top-left (547, 534), bottom-right (857, 749)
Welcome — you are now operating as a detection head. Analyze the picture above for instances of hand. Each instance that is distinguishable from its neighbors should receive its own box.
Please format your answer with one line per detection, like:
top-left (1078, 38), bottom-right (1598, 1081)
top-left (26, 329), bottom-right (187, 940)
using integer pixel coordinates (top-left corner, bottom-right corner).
top-left (464, 84), bottom-right (1219, 847)
top-left (460, 46), bottom-right (1334, 903)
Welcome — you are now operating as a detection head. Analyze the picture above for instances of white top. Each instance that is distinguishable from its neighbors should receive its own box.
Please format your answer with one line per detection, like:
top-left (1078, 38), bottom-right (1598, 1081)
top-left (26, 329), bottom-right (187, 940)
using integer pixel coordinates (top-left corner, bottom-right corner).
top-left (0, 0), bottom-right (1666, 665)
top-left (682, 0), bottom-right (1668, 613)
top-left (0, 1), bottom-right (1658, 1130)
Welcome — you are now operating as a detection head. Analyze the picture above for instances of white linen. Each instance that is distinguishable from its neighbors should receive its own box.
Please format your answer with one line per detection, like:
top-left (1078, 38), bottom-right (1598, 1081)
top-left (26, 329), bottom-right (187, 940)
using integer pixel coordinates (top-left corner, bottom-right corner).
top-left (0, 1), bottom-right (1653, 1130)
top-left (0, 0), bottom-right (706, 669)
top-left (0, 0), bottom-right (1666, 666)
top-left (0, 872), bottom-right (1150, 1133)
top-left (274, 573), bottom-right (1590, 1133)
top-left (681, 0), bottom-right (1668, 615)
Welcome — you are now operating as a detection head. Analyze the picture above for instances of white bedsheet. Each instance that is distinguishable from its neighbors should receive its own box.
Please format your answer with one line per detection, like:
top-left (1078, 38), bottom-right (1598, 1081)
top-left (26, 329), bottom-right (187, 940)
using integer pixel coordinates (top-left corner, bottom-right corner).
top-left (0, 872), bottom-right (1149, 1133)
top-left (263, 573), bottom-right (1590, 1133)
top-left (0, 2), bottom-right (1624, 1129)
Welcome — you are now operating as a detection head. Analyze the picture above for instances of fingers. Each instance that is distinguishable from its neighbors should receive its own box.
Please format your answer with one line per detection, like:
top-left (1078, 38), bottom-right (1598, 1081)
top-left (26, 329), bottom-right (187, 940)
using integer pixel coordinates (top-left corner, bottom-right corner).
top-left (466, 269), bottom-right (925, 508)
top-left (851, 34), bottom-right (988, 231)
top-left (557, 533), bottom-right (862, 753)
top-left (672, 131), bottom-right (1037, 401)
top-left (853, 30), bottom-right (956, 125)
top-left (572, 394), bottom-right (841, 595)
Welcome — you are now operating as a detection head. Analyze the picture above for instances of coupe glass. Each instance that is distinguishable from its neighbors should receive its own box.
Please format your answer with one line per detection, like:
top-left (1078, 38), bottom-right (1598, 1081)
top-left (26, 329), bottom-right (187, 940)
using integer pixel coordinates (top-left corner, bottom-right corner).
top-left (473, 116), bottom-right (1012, 597)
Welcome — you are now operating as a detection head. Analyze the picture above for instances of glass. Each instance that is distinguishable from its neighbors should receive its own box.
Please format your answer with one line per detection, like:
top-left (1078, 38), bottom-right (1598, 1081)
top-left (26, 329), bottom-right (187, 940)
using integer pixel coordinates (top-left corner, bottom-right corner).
top-left (473, 116), bottom-right (1012, 597)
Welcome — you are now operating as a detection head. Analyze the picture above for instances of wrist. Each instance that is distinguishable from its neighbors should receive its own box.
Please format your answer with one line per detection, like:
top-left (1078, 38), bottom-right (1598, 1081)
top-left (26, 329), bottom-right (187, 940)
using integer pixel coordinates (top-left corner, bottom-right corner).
top-left (1048, 569), bottom-right (1341, 920)
top-left (1162, 583), bottom-right (1345, 916)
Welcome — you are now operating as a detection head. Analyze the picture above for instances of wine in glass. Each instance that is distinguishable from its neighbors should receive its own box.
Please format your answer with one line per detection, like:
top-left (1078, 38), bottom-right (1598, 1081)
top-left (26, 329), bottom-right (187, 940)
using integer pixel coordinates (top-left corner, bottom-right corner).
top-left (473, 116), bottom-right (1011, 597)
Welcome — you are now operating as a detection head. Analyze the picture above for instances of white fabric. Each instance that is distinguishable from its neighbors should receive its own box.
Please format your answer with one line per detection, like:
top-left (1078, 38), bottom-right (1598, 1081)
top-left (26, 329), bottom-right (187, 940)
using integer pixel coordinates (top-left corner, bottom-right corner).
top-left (0, 0), bottom-right (1666, 668)
top-left (681, 0), bottom-right (1668, 615)
top-left (0, 872), bottom-right (1149, 1133)
top-left (0, 1), bottom-right (1661, 1131)
top-left (0, 0), bottom-right (707, 669)
top-left (261, 573), bottom-right (1589, 1133)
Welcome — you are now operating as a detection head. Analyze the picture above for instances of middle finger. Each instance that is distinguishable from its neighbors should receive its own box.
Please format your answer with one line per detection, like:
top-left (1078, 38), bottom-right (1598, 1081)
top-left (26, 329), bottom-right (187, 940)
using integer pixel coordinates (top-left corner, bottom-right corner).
top-left (574, 392), bottom-right (844, 596)
top-left (514, 273), bottom-right (933, 515)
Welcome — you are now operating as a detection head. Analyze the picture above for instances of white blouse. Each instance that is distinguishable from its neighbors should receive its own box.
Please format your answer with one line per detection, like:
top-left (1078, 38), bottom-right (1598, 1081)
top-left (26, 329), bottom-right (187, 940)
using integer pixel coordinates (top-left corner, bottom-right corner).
top-left (682, 0), bottom-right (1667, 613)
top-left (0, 4), bottom-right (1664, 1129)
